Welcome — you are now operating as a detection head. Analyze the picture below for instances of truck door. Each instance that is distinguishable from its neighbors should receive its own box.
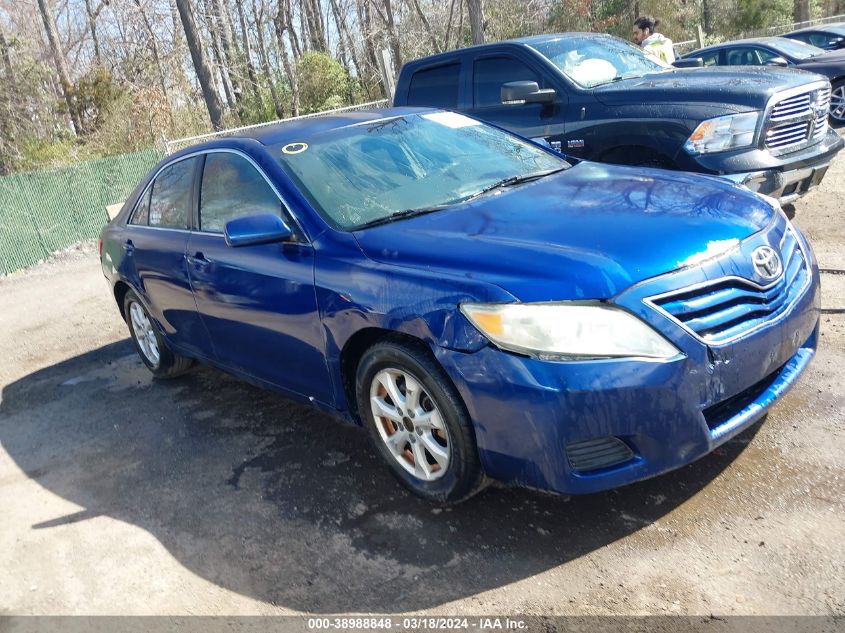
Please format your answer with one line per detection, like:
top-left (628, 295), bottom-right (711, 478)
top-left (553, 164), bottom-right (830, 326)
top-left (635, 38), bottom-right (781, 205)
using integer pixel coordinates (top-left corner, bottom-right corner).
top-left (466, 54), bottom-right (566, 149)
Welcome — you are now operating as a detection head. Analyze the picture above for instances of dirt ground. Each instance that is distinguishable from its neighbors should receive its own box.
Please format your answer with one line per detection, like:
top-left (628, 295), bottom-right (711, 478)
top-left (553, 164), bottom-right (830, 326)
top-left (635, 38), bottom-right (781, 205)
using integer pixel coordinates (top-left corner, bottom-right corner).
top-left (0, 138), bottom-right (843, 618)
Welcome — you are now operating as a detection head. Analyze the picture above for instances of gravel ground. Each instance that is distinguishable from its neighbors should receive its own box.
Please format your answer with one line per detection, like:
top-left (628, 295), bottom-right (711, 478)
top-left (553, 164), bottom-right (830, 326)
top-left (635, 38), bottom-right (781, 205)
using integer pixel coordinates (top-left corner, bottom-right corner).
top-left (0, 141), bottom-right (843, 617)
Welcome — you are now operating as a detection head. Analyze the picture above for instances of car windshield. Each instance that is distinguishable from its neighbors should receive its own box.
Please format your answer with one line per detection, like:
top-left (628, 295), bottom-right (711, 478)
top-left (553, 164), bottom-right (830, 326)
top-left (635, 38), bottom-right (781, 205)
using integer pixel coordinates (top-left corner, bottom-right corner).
top-left (275, 112), bottom-right (567, 230)
top-left (771, 37), bottom-right (825, 59)
top-left (529, 35), bottom-right (670, 88)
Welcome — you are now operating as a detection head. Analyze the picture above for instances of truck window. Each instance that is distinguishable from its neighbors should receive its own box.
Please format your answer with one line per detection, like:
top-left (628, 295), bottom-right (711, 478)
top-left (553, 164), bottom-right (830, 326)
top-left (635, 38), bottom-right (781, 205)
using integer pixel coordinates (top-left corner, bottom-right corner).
top-left (474, 57), bottom-right (541, 108)
top-left (407, 63), bottom-right (461, 108)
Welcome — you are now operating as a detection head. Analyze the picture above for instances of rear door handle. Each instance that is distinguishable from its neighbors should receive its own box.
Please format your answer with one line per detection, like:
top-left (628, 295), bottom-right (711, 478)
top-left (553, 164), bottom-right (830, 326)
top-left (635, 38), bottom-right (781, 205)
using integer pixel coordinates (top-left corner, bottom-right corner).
top-left (123, 239), bottom-right (134, 253)
top-left (187, 252), bottom-right (212, 268)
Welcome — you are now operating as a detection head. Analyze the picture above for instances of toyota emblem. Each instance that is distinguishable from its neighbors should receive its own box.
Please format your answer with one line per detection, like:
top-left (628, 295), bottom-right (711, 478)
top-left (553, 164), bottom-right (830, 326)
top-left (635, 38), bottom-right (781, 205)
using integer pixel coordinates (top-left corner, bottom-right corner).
top-left (752, 246), bottom-right (782, 280)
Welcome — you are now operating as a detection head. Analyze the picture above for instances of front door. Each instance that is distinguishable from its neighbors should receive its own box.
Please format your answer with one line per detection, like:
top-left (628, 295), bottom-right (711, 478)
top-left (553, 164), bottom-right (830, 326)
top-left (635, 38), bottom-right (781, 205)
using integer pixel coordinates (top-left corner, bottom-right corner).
top-left (187, 151), bottom-right (333, 405)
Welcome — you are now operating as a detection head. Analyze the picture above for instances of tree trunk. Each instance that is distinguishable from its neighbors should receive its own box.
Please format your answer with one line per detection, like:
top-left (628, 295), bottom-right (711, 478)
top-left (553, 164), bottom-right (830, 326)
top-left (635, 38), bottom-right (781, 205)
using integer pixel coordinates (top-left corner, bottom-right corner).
top-left (253, 0), bottom-right (285, 117)
top-left (36, 0), bottom-right (80, 134)
top-left (444, 0), bottom-right (457, 49)
top-left (330, 0), bottom-right (362, 76)
top-left (175, 0), bottom-right (225, 130)
top-left (83, 0), bottom-right (102, 65)
top-left (381, 0), bottom-right (403, 74)
top-left (793, 0), bottom-right (810, 25)
top-left (235, 0), bottom-right (263, 107)
top-left (274, 10), bottom-right (300, 116)
top-left (466, 0), bottom-right (484, 45)
top-left (702, 0), bottom-right (712, 34)
top-left (133, 0), bottom-right (173, 125)
top-left (356, 0), bottom-right (382, 92)
top-left (203, 0), bottom-right (237, 110)
top-left (283, 0), bottom-right (302, 60)
top-left (210, 0), bottom-right (243, 104)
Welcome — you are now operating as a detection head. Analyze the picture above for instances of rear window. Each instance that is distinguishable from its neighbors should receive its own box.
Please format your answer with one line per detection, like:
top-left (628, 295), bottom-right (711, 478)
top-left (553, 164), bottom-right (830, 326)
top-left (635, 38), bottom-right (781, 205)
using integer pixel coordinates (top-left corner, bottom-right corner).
top-left (149, 157), bottom-right (196, 229)
top-left (406, 63), bottom-right (461, 108)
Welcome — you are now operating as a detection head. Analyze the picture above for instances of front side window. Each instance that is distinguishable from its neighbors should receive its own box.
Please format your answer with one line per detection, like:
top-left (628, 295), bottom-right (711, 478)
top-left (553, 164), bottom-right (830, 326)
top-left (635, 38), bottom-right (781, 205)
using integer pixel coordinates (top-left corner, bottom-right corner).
top-left (407, 63), bottom-right (461, 108)
top-left (199, 153), bottom-right (283, 233)
top-left (474, 56), bottom-right (541, 108)
top-left (725, 48), bottom-right (760, 65)
top-left (277, 112), bottom-right (567, 230)
top-left (529, 35), bottom-right (669, 88)
top-left (769, 38), bottom-right (824, 60)
top-left (698, 51), bottom-right (720, 66)
top-left (148, 157), bottom-right (196, 229)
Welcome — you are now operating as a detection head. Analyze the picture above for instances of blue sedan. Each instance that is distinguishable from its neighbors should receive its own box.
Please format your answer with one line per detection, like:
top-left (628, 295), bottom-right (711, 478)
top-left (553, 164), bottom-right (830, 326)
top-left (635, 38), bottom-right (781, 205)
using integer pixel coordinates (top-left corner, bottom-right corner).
top-left (100, 108), bottom-right (820, 503)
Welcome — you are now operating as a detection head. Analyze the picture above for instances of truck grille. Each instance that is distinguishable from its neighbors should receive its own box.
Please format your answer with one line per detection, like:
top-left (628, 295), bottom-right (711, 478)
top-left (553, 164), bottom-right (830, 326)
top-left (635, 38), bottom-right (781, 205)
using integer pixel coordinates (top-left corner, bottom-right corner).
top-left (764, 85), bottom-right (831, 155)
top-left (649, 228), bottom-right (809, 345)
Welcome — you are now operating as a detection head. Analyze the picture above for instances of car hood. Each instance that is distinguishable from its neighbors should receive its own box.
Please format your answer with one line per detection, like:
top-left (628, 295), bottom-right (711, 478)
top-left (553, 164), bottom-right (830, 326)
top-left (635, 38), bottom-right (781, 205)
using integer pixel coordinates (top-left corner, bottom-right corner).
top-left (796, 49), bottom-right (845, 70)
top-left (593, 66), bottom-right (819, 108)
top-left (352, 162), bottom-right (776, 302)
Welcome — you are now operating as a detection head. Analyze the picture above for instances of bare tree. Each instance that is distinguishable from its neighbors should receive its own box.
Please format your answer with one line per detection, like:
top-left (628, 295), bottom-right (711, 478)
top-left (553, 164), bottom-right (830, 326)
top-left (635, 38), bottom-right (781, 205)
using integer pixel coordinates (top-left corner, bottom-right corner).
top-left (36, 0), bottom-right (81, 133)
top-left (273, 7), bottom-right (300, 115)
top-left (174, 0), bottom-right (225, 130)
top-left (467, 0), bottom-right (485, 44)
top-left (234, 0), bottom-right (262, 106)
top-left (252, 0), bottom-right (285, 117)
top-left (793, 0), bottom-right (811, 24)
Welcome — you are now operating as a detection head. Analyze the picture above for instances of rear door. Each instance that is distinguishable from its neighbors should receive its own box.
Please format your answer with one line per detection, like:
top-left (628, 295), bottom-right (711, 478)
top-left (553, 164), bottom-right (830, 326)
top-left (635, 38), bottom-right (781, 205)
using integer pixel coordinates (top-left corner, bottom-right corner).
top-left (186, 150), bottom-right (333, 404)
top-left (121, 156), bottom-right (210, 358)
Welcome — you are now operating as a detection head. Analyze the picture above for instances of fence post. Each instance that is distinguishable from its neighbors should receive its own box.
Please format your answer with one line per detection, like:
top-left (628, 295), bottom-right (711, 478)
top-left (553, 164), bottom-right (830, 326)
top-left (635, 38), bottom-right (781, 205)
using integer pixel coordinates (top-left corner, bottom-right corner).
top-left (379, 48), bottom-right (396, 103)
top-left (696, 24), bottom-right (705, 48)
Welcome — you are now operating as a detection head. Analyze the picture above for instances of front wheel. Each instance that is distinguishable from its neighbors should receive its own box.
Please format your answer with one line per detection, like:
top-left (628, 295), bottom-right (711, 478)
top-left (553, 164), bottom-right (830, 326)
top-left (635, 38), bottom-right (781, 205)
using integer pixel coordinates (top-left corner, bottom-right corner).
top-left (124, 290), bottom-right (193, 378)
top-left (356, 340), bottom-right (484, 504)
top-left (830, 80), bottom-right (845, 125)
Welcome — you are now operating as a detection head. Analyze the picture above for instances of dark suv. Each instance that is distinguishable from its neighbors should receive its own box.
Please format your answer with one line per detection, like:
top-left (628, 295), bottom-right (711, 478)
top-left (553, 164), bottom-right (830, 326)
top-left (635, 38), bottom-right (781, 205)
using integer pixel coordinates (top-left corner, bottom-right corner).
top-left (394, 32), bottom-right (844, 204)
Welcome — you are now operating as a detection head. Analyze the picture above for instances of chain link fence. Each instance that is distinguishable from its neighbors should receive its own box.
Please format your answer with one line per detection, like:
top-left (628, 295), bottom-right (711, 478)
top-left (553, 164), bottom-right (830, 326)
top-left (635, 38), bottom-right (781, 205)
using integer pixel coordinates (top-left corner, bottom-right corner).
top-left (0, 148), bottom-right (164, 276)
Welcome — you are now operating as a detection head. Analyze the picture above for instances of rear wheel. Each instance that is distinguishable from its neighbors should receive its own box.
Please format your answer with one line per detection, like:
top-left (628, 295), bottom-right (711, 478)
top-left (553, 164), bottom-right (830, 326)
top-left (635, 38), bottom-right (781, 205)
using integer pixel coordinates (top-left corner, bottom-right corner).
top-left (124, 290), bottom-right (193, 378)
top-left (356, 340), bottom-right (484, 504)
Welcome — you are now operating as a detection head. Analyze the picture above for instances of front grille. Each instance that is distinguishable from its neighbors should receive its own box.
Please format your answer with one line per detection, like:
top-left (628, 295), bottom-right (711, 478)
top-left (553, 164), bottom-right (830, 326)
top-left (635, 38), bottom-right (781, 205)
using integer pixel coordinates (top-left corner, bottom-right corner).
top-left (770, 93), bottom-right (811, 121)
top-left (650, 228), bottom-right (809, 345)
top-left (566, 437), bottom-right (634, 473)
top-left (703, 364), bottom-right (784, 431)
top-left (764, 85), bottom-right (831, 155)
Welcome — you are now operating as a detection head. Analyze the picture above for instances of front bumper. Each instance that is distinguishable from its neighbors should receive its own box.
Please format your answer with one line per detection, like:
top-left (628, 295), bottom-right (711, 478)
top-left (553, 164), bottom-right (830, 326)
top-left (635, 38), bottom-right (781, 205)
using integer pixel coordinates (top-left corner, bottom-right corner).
top-left (683, 128), bottom-right (844, 205)
top-left (436, 225), bottom-right (821, 496)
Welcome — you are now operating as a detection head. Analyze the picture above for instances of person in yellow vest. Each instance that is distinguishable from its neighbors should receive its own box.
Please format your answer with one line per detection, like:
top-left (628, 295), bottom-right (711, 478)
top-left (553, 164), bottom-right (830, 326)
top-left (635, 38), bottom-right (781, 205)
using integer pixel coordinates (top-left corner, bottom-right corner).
top-left (632, 16), bottom-right (676, 64)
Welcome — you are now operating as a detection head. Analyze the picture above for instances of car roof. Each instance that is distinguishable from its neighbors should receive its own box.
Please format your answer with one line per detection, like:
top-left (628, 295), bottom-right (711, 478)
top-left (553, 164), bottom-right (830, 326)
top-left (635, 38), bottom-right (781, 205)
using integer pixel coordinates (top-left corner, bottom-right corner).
top-left (788, 23), bottom-right (845, 34)
top-left (399, 32), bottom-right (620, 66)
top-left (175, 106), bottom-right (437, 155)
top-left (687, 35), bottom-right (801, 55)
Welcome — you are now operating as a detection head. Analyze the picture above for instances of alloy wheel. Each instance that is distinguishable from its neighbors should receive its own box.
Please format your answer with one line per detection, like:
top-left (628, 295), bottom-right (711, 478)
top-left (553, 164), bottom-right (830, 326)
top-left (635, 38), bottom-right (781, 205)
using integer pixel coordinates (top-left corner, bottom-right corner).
top-left (369, 368), bottom-right (451, 481)
top-left (831, 85), bottom-right (845, 122)
top-left (129, 301), bottom-right (160, 366)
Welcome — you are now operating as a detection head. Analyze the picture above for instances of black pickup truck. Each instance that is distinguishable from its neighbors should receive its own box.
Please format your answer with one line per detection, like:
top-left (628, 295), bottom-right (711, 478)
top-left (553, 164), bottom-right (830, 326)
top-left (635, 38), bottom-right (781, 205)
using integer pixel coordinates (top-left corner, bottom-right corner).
top-left (393, 33), bottom-right (844, 204)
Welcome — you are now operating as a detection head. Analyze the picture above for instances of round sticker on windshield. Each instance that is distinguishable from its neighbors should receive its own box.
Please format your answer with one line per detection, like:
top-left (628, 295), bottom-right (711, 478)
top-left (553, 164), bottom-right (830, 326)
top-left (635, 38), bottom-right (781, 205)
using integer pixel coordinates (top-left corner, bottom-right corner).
top-left (282, 142), bottom-right (308, 155)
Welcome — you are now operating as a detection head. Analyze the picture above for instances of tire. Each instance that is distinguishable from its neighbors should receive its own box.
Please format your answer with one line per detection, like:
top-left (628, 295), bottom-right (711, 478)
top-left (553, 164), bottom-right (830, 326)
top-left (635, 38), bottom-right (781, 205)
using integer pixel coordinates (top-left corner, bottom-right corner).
top-left (830, 80), bottom-right (845, 126)
top-left (356, 339), bottom-right (485, 504)
top-left (123, 289), bottom-right (193, 379)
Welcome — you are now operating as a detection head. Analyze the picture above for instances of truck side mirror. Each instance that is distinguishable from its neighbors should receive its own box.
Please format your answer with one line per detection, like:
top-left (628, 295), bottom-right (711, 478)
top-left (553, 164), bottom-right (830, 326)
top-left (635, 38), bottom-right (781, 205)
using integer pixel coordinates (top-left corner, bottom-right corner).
top-left (501, 81), bottom-right (556, 105)
top-left (673, 58), bottom-right (704, 68)
top-left (765, 56), bottom-right (789, 67)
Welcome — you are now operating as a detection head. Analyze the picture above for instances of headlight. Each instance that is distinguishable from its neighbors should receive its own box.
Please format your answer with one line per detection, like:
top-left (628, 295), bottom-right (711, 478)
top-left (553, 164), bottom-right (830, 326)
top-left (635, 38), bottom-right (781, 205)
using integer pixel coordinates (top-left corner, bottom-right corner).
top-left (684, 112), bottom-right (760, 155)
top-left (460, 302), bottom-right (681, 360)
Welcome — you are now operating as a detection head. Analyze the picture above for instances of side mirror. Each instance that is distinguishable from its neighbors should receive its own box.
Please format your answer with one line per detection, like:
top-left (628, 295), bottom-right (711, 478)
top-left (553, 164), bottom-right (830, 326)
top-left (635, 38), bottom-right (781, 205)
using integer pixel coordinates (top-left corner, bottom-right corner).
top-left (765, 56), bottom-right (789, 67)
top-left (673, 57), bottom-right (704, 68)
top-left (501, 81), bottom-right (556, 105)
top-left (224, 213), bottom-right (293, 247)
top-left (832, 38), bottom-right (845, 50)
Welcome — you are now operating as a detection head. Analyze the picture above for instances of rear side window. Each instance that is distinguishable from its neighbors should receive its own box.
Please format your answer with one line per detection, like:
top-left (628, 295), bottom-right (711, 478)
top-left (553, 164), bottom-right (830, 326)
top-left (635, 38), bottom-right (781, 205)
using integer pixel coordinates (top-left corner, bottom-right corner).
top-left (149, 157), bottom-right (196, 229)
top-left (407, 63), bottom-right (461, 108)
top-left (199, 153), bottom-right (282, 233)
top-left (129, 186), bottom-right (152, 226)
top-left (474, 56), bottom-right (541, 108)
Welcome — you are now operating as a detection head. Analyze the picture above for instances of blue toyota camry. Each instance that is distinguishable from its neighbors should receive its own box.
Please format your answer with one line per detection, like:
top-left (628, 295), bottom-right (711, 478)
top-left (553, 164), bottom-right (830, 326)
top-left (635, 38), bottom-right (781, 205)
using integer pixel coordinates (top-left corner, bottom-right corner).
top-left (100, 108), bottom-right (820, 503)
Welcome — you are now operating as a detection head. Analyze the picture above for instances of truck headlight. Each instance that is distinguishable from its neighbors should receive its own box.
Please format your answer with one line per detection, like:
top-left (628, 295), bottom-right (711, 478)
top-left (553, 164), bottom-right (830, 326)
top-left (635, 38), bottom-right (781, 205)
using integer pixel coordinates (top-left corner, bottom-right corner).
top-left (684, 112), bottom-right (760, 155)
top-left (460, 302), bottom-right (681, 360)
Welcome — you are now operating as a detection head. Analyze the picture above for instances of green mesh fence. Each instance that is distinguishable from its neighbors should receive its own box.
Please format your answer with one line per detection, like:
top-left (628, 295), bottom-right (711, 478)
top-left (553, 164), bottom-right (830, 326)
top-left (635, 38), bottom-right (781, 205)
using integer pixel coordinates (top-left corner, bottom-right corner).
top-left (0, 148), bottom-right (164, 275)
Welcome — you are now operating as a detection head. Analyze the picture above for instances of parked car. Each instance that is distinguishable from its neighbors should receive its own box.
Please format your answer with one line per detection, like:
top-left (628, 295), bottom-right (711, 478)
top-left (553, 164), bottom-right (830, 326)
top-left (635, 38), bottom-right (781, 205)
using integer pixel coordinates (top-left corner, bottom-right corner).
top-left (393, 33), bottom-right (844, 204)
top-left (783, 23), bottom-right (845, 51)
top-left (101, 109), bottom-right (820, 504)
top-left (682, 37), bottom-right (845, 123)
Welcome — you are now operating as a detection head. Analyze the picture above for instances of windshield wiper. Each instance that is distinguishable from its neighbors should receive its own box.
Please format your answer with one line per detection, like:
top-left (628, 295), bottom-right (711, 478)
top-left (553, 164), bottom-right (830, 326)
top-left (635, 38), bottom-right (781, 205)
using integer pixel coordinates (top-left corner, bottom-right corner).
top-left (465, 166), bottom-right (568, 202)
top-left (354, 204), bottom-right (453, 230)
